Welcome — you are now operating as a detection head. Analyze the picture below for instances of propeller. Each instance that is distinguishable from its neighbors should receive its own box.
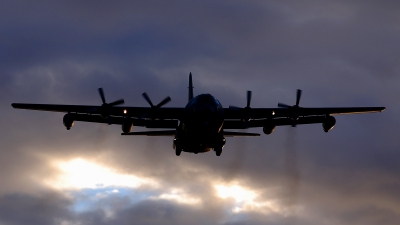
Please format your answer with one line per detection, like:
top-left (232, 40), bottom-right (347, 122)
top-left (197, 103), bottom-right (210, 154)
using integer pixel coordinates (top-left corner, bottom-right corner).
top-left (278, 89), bottom-right (302, 127)
top-left (229, 90), bottom-right (252, 127)
top-left (88, 88), bottom-right (125, 121)
top-left (141, 92), bottom-right (171, 120)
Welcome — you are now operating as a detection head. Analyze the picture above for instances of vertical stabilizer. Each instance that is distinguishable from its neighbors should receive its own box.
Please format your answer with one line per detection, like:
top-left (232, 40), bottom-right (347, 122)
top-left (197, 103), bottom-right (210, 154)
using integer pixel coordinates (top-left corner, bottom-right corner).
top-left (188, 72), bottom-right (194, 102)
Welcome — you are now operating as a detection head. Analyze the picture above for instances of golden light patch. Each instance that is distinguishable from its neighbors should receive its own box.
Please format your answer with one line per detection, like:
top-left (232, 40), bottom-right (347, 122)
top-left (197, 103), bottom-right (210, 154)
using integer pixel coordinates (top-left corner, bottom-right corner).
top-left (215, 184), bottom-right (257, 203)
top-left (152, 189), bottom-right (201, 205)
top-left (47, 158), bottom-right (158, 190)
top-left (215, 184), bottom-right (283, 214)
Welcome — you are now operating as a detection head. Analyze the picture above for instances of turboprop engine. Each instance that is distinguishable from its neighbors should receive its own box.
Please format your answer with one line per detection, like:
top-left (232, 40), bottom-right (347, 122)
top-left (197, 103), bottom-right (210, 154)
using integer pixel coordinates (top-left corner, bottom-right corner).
top-left (322, 116), bottom-right (336, 132)
top-left (63, 114), bottom-right (75, 130)
top-left (263, 119), bottom-right (276, 135)
top-left (122, 119), bottom-right (133, 133)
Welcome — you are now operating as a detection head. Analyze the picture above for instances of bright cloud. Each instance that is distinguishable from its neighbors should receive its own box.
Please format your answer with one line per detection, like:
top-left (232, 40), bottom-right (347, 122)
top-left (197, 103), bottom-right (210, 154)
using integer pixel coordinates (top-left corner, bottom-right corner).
top-left (215, 184), bottom-right (284, 215)
top-left (45, 158), bottom-right (202, 211)
top-left (45, 158), bottom-right (291, 216)
top-left (151, 189), bottom-right (202, 205)
top-left (47, 158), bottom-right (158, 190)
top-left (215, 184), bottom-right (258, 203)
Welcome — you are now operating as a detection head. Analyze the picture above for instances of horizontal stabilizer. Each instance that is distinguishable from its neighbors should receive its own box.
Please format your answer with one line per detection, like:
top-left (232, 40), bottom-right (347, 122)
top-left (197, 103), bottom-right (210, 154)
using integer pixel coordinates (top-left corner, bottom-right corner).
top-left (121, 130), bottom-right (176, 136)
top-left (223, 131), bottom-right (260, 137)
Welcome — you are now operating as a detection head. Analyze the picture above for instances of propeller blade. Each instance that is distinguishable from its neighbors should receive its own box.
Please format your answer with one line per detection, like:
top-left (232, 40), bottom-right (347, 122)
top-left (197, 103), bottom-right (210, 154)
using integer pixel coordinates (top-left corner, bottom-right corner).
top-left (246, 90), bottom-right (252, 108)
top-left (109, 99), bottom-right (125, 106)
top-left (142, 92), bottom-right (154, 107)
top-left (296, 89), bottom-right (302, 106)
top-left (98, 88), bottom-right (106, 104)
top-left (278, 103), bottom-right (291, 108)
top-left (156, 96), bottom-right (171, 109)
top-left (229, 105), bottom-right (242, 110)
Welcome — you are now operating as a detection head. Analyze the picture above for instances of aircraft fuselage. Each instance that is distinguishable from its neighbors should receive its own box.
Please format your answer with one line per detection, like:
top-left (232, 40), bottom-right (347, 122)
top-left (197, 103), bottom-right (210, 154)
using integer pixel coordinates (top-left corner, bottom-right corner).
top-left (175, 94), bottom-right (225, 154)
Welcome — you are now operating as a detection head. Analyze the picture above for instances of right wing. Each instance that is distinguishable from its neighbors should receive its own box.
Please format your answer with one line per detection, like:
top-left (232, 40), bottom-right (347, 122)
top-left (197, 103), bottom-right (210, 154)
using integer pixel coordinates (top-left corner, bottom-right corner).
top-left (11, 103), bottom-right (184, 119)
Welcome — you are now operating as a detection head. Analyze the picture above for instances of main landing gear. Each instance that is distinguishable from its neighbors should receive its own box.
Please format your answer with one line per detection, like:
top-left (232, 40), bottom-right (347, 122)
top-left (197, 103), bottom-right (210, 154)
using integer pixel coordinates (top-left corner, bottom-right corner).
top-left (175, 146), bottom-right (182, 156)
top-left (214, 146), bottom-right (222, 156)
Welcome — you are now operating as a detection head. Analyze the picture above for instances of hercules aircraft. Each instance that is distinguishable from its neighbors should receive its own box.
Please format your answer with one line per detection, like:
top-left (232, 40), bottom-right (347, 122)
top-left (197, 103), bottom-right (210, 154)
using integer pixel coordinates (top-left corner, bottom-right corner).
top-left (12, 73), bottom-right (385, 156)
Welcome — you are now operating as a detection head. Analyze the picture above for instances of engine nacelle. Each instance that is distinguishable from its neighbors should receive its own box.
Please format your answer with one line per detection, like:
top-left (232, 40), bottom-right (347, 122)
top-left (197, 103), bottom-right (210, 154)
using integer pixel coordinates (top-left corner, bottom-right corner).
top-left (263, 120), bottom-right (276, 135)
top-left (121, 119), bottom-right (133, 133)
top-left (215, 137), bottom-right (226, 149)
top-left (63, 114), bottom-right (75, 130)
top-left (322, 116), bottom-right (336, 132)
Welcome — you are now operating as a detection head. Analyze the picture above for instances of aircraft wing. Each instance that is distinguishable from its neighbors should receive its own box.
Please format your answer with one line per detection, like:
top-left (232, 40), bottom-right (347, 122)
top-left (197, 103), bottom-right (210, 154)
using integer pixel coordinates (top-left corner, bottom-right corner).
top-left (223, 107), bottom-right (385, 129)
top-left (121, 130), bottom-right (176, 136)
top-left (11, 103), bottom-right (385, 129)
top-left (120, 130), bottom-right (260, 137)
top-left (11, 103), bottom-right (184, 119)
top-left (223, 116), bottom-right (325, 129)
top-left (12, 103), bottom-right (102, 113)
top-left (223, 131), bottom-right (260, 137)
top-left (71, 114), bottom-right (179, 128)
top-left (224, 107), bottom-right (385, 120)
top-left (11, 103), bottom-right (182, 128)
top-left (12, 104), bottom-right (385, 119)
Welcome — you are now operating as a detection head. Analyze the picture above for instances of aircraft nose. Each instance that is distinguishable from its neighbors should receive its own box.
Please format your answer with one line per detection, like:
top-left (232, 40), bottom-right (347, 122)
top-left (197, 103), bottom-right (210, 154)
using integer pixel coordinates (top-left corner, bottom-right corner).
top-left (201, 105), bottom-right (214, 114)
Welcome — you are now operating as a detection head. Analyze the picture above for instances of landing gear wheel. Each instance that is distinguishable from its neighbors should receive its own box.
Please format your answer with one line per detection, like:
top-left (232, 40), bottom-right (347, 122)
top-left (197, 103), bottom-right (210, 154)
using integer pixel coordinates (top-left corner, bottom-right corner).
top-left (175, 146), bottom-right (182, 156)
top-left (215, 147), bottom-right (222, 156)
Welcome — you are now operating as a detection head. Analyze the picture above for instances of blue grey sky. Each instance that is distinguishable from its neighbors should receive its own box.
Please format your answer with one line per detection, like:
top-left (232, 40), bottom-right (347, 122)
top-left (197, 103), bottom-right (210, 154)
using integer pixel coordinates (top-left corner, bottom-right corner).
top-left (1, 1), bottom-right (398, 224)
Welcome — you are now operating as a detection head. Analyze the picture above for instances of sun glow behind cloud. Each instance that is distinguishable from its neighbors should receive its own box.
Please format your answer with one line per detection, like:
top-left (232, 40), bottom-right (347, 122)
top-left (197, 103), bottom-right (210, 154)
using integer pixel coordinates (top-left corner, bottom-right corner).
top-left (150, 188), bottom-right (201, 205)
top-left (47, 158), bottom-right (158, 190)
top-left (215, 184), bottom-right (284, 214)
top-left (44, 158), bottom-right (289, 216)
top-left (45, 157), bottom-right (202, 215)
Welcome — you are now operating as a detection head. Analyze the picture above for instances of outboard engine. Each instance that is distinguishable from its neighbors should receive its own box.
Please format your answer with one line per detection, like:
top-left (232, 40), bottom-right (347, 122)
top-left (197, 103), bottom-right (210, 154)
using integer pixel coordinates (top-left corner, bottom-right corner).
top-left (322, 116), bottom-right (336, 132)
top-left (121, 119), bottom-right (133, 133)
top-left (63, 114), bottom-right (75, 130)
top-left (263, 119), bottom-right (276, 135)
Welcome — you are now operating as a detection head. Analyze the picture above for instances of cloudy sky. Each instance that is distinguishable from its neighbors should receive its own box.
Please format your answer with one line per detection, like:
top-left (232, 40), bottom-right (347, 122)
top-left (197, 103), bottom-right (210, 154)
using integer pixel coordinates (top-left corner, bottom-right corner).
top-left (1, 1), bottom-right (399, 224)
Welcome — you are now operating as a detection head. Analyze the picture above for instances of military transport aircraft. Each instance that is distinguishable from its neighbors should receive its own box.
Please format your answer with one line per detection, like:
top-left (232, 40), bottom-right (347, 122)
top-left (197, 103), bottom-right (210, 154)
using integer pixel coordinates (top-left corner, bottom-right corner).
top-left (12, 73), bottom-right (385, 156)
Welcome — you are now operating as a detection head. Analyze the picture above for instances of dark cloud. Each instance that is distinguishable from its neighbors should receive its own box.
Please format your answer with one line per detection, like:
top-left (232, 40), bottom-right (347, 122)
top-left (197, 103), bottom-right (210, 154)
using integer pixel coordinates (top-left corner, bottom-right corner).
top-left (0, 192), bottom-right (72, 225)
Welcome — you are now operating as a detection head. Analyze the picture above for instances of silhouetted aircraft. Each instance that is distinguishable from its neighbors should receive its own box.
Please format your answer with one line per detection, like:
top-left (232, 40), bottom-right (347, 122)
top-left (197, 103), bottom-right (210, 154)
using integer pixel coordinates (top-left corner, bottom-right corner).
top-left (12, 73), bottom-right (385, 156)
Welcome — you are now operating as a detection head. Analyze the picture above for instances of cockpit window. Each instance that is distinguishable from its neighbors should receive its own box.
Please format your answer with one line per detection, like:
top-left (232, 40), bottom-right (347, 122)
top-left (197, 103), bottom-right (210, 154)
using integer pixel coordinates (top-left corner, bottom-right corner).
top-left (186, 94), bottom-right (222, 111)
top-left (212, 96), bottom-right (221, 105)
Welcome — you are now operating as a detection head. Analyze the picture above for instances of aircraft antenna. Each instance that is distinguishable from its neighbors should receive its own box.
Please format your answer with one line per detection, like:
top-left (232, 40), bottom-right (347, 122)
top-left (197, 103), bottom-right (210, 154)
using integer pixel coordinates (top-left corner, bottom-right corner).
top-left (188, 72), bottom-right (194, 102)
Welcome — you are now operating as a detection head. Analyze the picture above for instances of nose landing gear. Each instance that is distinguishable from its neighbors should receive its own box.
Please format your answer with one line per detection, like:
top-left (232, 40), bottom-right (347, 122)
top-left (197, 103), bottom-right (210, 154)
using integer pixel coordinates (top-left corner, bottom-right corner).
top-left (214, 146), bottom-right (222, 156)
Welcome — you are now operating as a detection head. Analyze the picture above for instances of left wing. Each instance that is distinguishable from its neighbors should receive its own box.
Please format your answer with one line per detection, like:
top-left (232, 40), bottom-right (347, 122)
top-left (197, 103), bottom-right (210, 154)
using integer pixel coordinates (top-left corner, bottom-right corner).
top-left (224, 107), bottom-right (385, 120)
top-left (224, 89), bottom-right (384, 129)
top-left (223, 106), bottom-right (385, 130)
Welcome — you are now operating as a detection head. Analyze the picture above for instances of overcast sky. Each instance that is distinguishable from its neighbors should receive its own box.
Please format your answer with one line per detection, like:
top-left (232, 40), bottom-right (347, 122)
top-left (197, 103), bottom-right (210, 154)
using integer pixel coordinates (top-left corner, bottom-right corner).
top-left (1, 1), bottom-right (399, 225)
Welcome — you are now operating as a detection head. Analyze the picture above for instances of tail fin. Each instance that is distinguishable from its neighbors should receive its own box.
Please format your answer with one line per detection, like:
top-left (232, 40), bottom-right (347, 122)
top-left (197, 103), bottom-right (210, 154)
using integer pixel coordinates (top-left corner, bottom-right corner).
top-left (188, 72), bottom-right (194, 102)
